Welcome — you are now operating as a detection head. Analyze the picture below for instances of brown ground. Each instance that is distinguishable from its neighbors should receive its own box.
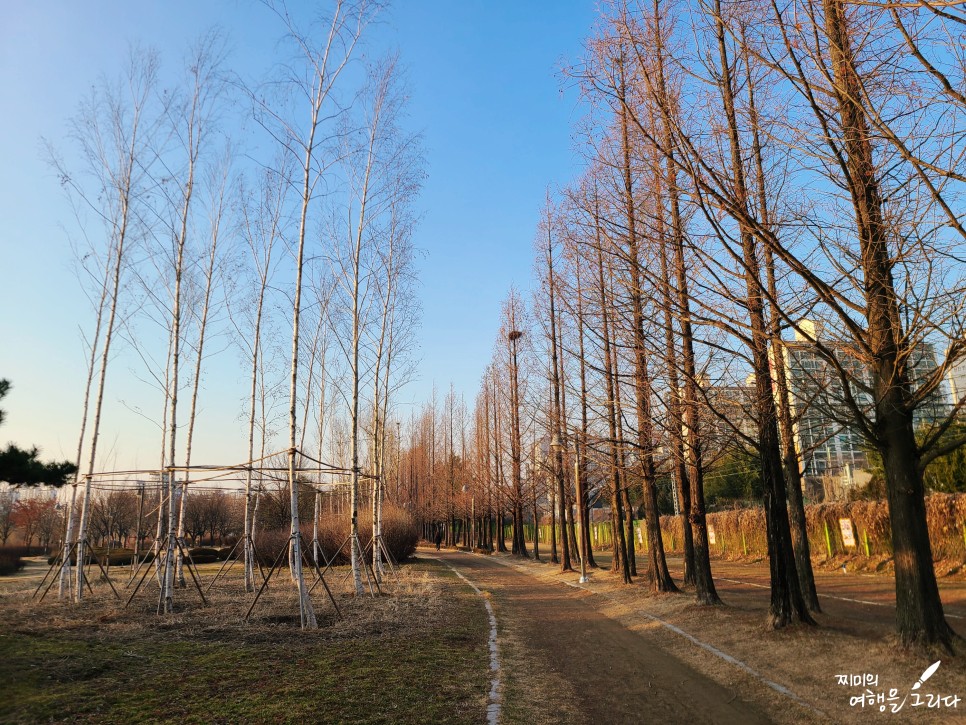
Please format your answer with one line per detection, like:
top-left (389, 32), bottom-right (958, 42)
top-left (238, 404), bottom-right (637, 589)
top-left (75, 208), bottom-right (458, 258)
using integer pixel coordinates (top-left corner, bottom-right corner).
top-left (616, 552), bottom-right (966, 636)
top-left (434, 547), bottom-right (966, 724)
top-left (432, 549), bottom-right (778, 724)
top-left (5, 550), bottom-right (966, 723)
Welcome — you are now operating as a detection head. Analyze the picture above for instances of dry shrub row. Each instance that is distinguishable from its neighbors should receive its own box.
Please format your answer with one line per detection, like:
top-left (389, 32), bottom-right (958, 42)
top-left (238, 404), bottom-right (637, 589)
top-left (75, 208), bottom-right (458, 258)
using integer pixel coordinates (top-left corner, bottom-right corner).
top-left (659, 493), bottom-right (966, 561)
top-left (0, 547), bottom-right (26, 576)
top-left (252, 504), bottom-right (418, 567)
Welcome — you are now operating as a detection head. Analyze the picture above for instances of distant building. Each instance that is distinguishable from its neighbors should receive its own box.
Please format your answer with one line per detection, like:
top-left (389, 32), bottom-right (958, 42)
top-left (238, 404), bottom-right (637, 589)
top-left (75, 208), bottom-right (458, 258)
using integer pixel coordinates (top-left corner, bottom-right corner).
top-left (781, 320), bottom-right (947, 500)
top-left (701, 380), bottom-right (757, 448)
top-left (0, 481), bottom-right (60, 502)
top-left (948, 353), bottom-right (966, 413)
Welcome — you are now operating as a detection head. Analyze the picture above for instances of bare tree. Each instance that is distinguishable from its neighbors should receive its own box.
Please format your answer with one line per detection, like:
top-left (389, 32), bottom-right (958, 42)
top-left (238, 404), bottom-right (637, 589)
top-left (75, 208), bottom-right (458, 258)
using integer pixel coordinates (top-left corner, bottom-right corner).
top-left (255, 0), bottom-right (378, 620)
top-left (53, 49), bottom-right (160, 602)
top-left (154, 33), bottom-right (228, 614)
top-left (176, 145), bottom-right (233, 587)
top-left (233, 160), bottom-right (288, 591)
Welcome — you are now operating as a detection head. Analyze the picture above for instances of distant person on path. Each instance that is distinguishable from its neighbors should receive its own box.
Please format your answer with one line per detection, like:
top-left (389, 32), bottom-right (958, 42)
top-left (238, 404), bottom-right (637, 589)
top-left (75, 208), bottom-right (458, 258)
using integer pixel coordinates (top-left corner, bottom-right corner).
top-left (434, 527), bottom-right (443, 550)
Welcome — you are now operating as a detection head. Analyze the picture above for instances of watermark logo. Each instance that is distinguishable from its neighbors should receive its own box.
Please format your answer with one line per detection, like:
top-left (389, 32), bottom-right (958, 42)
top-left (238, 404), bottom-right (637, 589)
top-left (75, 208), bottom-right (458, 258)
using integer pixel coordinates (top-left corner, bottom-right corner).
top-left (837, 661), bottom-right (960, 714)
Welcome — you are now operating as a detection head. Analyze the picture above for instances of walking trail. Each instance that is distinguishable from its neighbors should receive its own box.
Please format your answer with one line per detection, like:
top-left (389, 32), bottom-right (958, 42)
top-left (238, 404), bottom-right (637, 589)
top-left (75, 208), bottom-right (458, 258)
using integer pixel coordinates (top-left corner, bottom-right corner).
top-left (433, 549), bottom-right (772, 724)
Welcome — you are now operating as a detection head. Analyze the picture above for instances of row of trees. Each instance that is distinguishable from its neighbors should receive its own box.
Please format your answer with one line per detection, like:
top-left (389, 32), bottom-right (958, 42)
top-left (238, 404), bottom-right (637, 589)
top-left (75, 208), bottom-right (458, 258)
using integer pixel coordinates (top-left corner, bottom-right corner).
top-left (402, 0), bottom-right (965, 652)
top-left (49, 0), bottom-right (421, 626)
top-left (0, 488), bottom-right (242, 552)
top-left (0, 494), bottom-right (61, 550)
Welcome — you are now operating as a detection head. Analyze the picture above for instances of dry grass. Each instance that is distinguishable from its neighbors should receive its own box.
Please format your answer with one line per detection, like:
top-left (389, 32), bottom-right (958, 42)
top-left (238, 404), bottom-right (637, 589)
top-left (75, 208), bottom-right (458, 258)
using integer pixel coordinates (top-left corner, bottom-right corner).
top-left (660, 493), bottom-right (966, 575)
top-left (0, 557), bottom-right (489, 724)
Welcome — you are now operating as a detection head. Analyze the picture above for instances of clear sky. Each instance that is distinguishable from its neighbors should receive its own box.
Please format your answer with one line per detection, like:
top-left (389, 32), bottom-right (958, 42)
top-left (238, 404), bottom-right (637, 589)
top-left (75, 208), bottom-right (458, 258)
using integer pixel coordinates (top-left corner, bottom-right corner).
top-left (0, 0), bottom-right (596, 470)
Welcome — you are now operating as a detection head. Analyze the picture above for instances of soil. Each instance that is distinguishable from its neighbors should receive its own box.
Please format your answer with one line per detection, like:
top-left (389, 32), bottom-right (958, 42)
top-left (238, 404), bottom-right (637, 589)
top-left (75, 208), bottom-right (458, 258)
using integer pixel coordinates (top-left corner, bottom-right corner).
top-left (5, 548), bottom-right (965, 722)
top-left (434, 547), bottom-right (966, 724)
top-left (432, 549), bottom-right (775, 724)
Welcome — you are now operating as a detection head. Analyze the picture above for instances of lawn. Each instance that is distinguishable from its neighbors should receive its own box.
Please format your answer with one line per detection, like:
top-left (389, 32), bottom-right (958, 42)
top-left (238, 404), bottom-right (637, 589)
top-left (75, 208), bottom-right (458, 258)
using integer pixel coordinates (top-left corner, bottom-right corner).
top-left (0, 559), bottom-right (489, 724)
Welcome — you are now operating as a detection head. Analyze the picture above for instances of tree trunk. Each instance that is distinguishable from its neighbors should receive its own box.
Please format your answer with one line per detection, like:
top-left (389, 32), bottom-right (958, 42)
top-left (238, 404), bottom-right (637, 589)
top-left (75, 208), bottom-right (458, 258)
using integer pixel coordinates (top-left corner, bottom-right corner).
top-left (713, 0), bottom-right (809, 626)
top-left (616, 60), bottom-right (675, 591)
top-left (545, 221), bottom-right (573, 571)
top-left (822, 0), bottom-right (953, 649)
top-left (595, 233), bottom-right (631, 584)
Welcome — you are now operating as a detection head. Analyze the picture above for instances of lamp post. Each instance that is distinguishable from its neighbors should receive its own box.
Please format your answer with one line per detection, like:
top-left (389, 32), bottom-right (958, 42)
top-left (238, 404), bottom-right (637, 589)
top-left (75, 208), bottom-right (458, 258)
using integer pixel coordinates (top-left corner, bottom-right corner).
top-left (507, 329), bottom-right (525, 556)
top-left (552, 433), bottom-right (588, 584)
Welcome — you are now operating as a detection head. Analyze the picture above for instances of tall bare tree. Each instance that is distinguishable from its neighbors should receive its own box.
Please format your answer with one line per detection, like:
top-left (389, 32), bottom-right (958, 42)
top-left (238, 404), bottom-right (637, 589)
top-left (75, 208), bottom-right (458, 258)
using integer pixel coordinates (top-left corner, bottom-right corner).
top-left (52, 49), bottom-right (160, 602)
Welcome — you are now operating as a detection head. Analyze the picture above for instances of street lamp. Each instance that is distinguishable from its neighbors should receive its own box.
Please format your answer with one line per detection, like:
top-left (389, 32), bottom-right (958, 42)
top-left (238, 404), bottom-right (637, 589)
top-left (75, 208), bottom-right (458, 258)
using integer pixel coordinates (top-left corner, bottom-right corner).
top-left (507, 328), bottom-right (524, 556)
top-left (551, 433), bottom-right (589, 584)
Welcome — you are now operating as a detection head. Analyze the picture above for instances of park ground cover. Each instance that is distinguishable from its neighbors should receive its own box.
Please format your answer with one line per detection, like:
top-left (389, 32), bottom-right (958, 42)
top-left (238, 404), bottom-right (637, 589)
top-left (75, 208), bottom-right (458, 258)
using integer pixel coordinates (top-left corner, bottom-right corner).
top-left (0, 559), bottom-right (489, 724)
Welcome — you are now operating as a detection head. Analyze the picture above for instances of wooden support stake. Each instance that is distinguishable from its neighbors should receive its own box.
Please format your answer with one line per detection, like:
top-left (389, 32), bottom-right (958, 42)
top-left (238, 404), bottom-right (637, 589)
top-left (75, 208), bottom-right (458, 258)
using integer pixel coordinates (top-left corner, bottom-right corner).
top-left (175, 538), bottom-right (208, 607)
top-left (244, 542), bottom-right (290, 622)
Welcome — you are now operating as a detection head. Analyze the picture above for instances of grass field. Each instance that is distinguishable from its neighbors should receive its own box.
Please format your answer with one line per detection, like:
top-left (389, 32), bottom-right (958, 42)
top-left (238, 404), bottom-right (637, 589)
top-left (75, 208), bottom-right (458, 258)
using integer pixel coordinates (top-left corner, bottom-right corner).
top-left (0, 558), bottom-right (489, 724)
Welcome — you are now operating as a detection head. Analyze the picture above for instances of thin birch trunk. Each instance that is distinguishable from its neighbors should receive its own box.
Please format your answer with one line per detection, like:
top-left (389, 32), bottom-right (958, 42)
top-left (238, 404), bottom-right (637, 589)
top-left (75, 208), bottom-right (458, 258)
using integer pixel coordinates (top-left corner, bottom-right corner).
top-left (176, 153), bottom-right (228, 588)
top-left (60, 245), bottom-right (111, 597)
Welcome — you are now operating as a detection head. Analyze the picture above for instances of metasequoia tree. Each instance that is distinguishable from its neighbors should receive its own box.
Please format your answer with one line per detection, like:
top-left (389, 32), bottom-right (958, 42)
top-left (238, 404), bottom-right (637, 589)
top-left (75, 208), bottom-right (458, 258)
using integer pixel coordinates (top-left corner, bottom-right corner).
top-left (739, 33), bottom-right (819, 611)
top-left (503, 292), bottom-right (531, 558)
top-left (747, 0), bottom-right (965, 648)
top-left (537, 199), bottom-right (573, 572)
top-left (581, 1), bottom-right (809, 623)
top-left (613, 50), bottom-right (676, 592)
top-left (559, 207), bottom-right (598, 569)
top-left (640, 0), bottom-right (705, 596)
top-left (591, 206), bottom-right (632, 583)
top-left (601, 0), bottom-right (966, 647)
top-left (705, 0), bottom-right (811, 626)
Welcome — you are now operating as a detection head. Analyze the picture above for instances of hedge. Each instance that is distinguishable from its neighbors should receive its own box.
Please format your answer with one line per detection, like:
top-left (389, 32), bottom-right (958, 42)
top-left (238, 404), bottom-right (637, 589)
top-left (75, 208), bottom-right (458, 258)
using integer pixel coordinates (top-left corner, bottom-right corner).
top-left (657, 493), bottom-right (966, 561)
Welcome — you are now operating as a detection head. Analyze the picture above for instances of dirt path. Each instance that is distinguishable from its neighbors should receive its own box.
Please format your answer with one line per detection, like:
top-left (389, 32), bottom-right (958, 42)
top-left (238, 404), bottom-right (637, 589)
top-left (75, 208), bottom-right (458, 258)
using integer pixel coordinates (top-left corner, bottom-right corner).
top-left (433, 549), bottom-right (772, 725)
top-left (592, 551), bottom-right (966, 637)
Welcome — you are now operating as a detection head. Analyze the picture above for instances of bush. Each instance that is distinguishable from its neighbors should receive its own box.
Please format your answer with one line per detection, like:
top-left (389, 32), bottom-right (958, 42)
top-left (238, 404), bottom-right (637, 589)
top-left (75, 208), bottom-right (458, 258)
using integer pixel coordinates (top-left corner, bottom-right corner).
top-left (660, 492), bottom-right (966, 562)
top-left (315, 505), bottom-right (418, 566)
top-left (251, 528), bottom-right (292, 566)
top-left (46, 548), bottom-right (156, 567)
top-left (252, 504), bottom-right (419, 568)
top-left (0, 548), bottom-right (25, 576)
top-left (184, 547), bottom-right (221, 564)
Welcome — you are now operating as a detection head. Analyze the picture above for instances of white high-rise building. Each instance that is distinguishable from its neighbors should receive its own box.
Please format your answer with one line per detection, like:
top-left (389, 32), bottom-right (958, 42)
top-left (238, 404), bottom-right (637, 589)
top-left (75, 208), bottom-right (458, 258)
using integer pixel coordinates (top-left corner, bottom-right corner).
top-left (780, 322), bottom-right (947, 500)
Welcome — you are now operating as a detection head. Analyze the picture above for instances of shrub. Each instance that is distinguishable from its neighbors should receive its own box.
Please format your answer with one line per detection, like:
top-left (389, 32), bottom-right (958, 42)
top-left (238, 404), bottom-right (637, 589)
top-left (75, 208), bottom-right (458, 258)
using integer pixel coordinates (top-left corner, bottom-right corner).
top-left (315, 504), bottom-right (418, 566)
top-left (252, 504), bottom-right (419, 568)
top-left (185, 547), bottom-right (226, 564)
top-left (378, 506), bottom-right (419, 563)
top-left (660, 492), bottom-right (966, 562)
top-left (0, 548), bottom-right (25, 576)
top-left (252, 528), bottom-right (292, 566)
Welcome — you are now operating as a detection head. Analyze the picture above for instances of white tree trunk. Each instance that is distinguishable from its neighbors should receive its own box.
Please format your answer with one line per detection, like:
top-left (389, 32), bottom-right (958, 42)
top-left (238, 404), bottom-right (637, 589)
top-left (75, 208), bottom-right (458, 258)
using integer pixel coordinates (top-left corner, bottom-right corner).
top-left (74, 476), bottom-right (92, 602)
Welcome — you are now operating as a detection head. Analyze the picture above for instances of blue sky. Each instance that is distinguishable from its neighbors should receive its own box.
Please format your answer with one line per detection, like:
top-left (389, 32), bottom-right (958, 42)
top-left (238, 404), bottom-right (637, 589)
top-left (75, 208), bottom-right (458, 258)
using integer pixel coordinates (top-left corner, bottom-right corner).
top-left (0, 1), bottom-right (596, 468)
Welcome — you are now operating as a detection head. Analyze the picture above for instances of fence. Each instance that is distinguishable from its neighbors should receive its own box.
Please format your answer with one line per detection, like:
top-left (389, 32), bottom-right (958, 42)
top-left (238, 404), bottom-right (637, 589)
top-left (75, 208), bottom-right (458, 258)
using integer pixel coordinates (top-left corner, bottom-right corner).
top-left (658, 493), bottom-right (966, 561)
top-left (500, 494), bottom-right (966, 563)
